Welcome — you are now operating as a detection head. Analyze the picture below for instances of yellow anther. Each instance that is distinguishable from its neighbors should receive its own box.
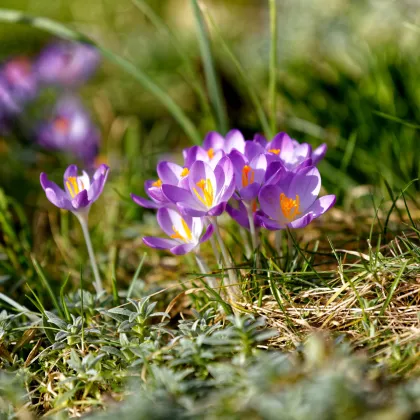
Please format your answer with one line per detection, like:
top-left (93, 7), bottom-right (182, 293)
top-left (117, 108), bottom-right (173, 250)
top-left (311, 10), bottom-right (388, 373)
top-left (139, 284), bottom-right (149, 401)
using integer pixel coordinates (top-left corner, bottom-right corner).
top-left (152, 179), bottom-right (162, 187)
top-left (207, 148), bottom-right (214, 160)
top-left (268, 148), bottom-right (280, 155)
top-left (170, 218), bottom-right (192, 242)
top-left (193, 178), bottom-right (214, 207)
top-left (54, 117), bottom-right (70, 133)
top-left (279, 193), bottom-right (301, 221)
top-left (181, 167), bottom-right (189, 177)
top-left (66, 176), bottom-right (80, 198)
top-left (241, 165), bottom-right (255, 187)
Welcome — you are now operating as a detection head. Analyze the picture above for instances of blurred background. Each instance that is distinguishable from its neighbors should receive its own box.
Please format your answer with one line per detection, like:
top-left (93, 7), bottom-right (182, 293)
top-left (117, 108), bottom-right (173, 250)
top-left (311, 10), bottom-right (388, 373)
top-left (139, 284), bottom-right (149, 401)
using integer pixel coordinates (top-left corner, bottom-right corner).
top-left (0, 0), bottom-right (419, 294)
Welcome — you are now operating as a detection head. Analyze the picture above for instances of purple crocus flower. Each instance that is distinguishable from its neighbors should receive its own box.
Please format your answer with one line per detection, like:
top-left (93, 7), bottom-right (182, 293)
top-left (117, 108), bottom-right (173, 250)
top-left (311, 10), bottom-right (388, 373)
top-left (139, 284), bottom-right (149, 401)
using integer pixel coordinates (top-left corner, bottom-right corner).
top-left (162, 156), bottom-right (235, 217)
top-left (1, 57), bottom-right (38, 105)
top-left (257, 166), bottom-right (336, 230)
top-left (36, 41), bottom-right (100, 87)
top-left (131, 161), bottom-right (190, 209)
top-left (36, 96), bottom-right (100, 164)
top-left (40, 164), bottom-right (109, 215)
top-left (254, 132), bottom-right (327, 169)
top-left (182, 129), bottom-right (246, 168)
top-left (226, 198), bottom-right (264, 230)
top-left (143, 208), bottom-right (214, 255)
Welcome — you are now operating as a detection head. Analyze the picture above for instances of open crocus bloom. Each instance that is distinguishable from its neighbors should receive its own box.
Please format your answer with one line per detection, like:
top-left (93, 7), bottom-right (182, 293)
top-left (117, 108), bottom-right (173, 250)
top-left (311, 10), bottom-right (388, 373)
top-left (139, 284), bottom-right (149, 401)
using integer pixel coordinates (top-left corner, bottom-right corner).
top-left (143, 208), bottom-right (213, 255)
top-left (257, 166), bottom-right (336, 230)
top-left (254, 132), bottom-right (327, 170)
top-left (131, 161), bottom-right (190, 209)
top-left (40, 164), bottom-right (109, 215)
top-left (162, 156), bottom-right (235, 217)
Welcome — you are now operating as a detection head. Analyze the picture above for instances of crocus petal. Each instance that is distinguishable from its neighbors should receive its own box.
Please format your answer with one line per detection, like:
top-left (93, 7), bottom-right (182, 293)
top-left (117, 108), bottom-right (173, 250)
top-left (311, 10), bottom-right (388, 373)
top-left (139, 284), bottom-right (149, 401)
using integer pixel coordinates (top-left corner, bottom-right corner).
top-left (207, 202), bottom-right (226, 217)
top-left (256, 214), bottom-right (284, 231)
top-left (200, 223), bottom-right (214, 243)
top-left (214, 156), bottom-right (235, 202)
top-left (88, 173), bottom-right (106, 202)
top-left (145, 180), bottom-right (166, 203)
top-left (258, 184), bottom-right (282, 220)
top-left (157, 161), bottom-right (183, 185)
top-left (287, 213), bottom-right (314, 229)
top-left (93, 164), bottom-right (109, 181)
top-left (225, 129), bottom-right (245, 154)
top-left (245, 140), bottom-right (265, 161)
top-left (189, 160), bottom-right (217, 199)
top-left (249, 153), bottom-right (267, 184)
top-left (161, 184), bottom-right (200, 209)
top-left (170, 243), bottom-right (197, 255)
top-left (40, 173), bottom-right (72, 210)
top-left (203, 131), bottom-right (225, 151)
top-left (63, 164), bottom-right (79, 184)
top-left (71, 189), bottom-right (90, 209)
top-left (267, 132), bottom-right (290, 151)
top-left (177, 205), bottom-right (207, 217)
top-left (131, 193), bottom-right (159, 209)
top-left (253, 133), bottom-right (267, 147)
top-left (143, 237), bottom-right (178, 250)
top-left (265, 161), bottom-right (285, 184)
top-left (287, 166), bottom-right (321, 212)
top-left (239, 183), bottom-right (261, 201)
top-left (227, 201), bottom-right (249, 229)
top-left (44, 187), bottom-right (72, 210)
top-left (312, 143), bottom-right (327, 165)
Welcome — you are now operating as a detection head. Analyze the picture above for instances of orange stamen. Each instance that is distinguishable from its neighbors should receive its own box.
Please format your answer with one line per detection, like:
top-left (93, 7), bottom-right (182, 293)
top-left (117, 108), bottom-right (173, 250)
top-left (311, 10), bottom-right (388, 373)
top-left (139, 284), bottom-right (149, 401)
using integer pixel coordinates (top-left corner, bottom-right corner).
top-left (152, 179), bottom-right (162, 187)
top-left (207, 148), bottom-right (214, 160)
top-left (54, 117), bottom-right (70, 133)
top-left (170, 218), bottom-right (193, 242)
top-left (241, 165), bottom-right (255, 187)
top-left (268, 148), bottom-right (280, 155)
top-left (193, 178), bottom-right (214, 207)
top-left (181, 167), bottom-right (189, 177)
top-left (279, 193), bottom-right (301, 221)
top-left (65, 176), bottom-right (80, 198)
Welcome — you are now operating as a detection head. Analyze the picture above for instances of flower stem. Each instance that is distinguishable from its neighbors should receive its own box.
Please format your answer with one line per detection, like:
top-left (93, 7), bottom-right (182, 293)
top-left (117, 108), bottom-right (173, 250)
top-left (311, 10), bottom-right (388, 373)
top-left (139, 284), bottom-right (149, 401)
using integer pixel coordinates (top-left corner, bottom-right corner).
top-left (268, 0), bottom-right (278, 135)
top-left (194, 253), bottom-right (218, 290)
top-left (244, 202), bottom-right (259, 251)
top-left (210, 217), bottom-right (241, 301)
top-left (77, 214), bottom-right (104, 295)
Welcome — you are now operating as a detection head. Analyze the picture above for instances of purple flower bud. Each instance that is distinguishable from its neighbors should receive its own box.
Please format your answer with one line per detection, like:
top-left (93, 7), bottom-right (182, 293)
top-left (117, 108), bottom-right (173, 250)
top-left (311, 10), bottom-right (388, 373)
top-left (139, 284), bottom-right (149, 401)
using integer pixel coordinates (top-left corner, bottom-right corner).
top-left (36, 41), bottom-right (100, 87)
top-left (162, 156), bottom-right (235, 217)
top-left (143, 208), bottom-right (214, 255)
top-left (36, 96), bottom-right (100, 164)
top-left (257, 165), bottom-right (335, 230)
top-left (40, 164), bottom-right (109, 215)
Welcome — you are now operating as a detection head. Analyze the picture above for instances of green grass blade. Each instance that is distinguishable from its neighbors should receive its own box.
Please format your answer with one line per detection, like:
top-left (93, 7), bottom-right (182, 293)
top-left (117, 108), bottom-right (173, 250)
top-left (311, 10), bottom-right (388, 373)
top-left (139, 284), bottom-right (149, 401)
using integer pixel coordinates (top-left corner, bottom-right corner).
top-left (204, 10), bottom-right (272, 138)
top-left (379, 260), bottom-right (408, 317)
top-left (131, 0), bottom-right (211, 120)
top-left (127, 252), bottom-right (147, 299)
top-left (0, 8), bottom-right (202, 145)
top-left (59, 274), bottom-right (71, 322)
top-left (268, 0), bottom-right (278, 134)
top-left (190, 0), bottom-right (228, 133)
top-left (31, 255), bottom-right (63, 318)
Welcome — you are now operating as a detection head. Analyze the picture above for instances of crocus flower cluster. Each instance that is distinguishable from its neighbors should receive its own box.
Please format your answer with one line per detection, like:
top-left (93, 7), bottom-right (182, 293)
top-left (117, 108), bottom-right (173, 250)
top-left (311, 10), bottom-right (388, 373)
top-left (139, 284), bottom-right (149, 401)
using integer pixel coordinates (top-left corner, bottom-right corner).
top-left (0, 41), bottom-right (101, 164)
top-left (131, 130), bottom-right (336, 256)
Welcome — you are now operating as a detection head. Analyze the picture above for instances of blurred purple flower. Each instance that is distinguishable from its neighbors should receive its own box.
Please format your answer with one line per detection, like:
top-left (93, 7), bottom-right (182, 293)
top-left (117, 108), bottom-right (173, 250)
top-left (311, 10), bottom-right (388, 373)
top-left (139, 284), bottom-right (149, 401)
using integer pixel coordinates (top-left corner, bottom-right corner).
top-left (36, 41), bottom-right (100, 87)
top-left (257, 166), bottom-right (335, 230)
top-left (36, 96), bottom-right (100, 164)
top-left (131, 161), bottom-right (190, 209)
top-left (162, 156), bottom-right (235, 217)
top-left (143, 208), bottom-right (213, 255)
top-left (40, 163), bottom-right (109, 215)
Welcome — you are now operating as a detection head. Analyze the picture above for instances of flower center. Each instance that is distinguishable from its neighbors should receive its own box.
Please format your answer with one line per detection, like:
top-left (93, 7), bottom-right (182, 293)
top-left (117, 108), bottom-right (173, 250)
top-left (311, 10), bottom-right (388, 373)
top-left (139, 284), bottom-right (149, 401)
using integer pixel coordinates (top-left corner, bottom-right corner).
top-left (279, 193), bottom-right (301, 221)
top-left (241, 165), bottom-right (255, 187)
top-left (152, 179), bottom-right (162, 187)
top-left (66, 176), bottom-right (84, 198)
top-left (180, 167), bottom-right (189, 177)
top-left (207, 148), bottom-right (214, 160)
top-left (54, 117), bottom-right (70, 133)
top-left (170, 218), bottom-right (193, 242)
top-left (268, 148), bottom-right (280, 155)
top-left (193, 178), bottom-right (214, 207)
